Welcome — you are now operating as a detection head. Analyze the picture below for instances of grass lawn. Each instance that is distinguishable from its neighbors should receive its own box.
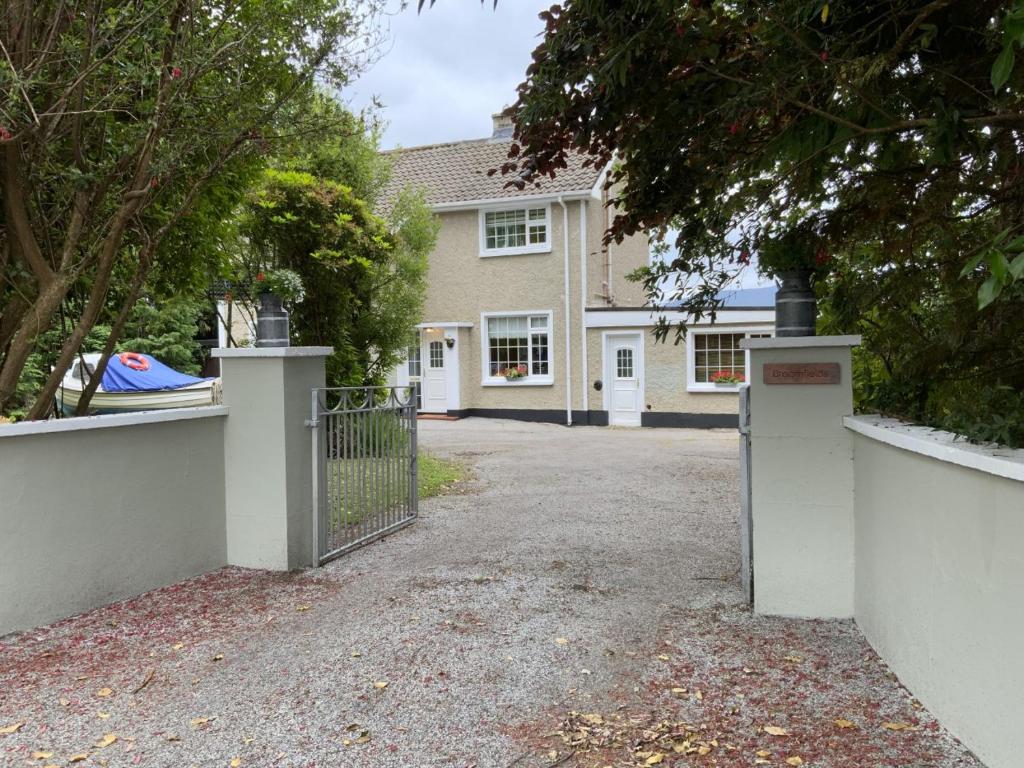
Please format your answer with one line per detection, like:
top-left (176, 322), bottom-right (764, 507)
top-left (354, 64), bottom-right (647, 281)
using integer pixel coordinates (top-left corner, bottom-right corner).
top-left (323, 451), bottom-right (465, 536)
top-left (418, 451), bottom-right (465, 498)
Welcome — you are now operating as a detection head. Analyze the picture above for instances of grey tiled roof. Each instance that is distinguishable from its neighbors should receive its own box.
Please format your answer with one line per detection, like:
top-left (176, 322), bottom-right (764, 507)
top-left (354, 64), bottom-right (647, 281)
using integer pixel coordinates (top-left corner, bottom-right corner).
top-left (380, 138), bottom-right (602, 209)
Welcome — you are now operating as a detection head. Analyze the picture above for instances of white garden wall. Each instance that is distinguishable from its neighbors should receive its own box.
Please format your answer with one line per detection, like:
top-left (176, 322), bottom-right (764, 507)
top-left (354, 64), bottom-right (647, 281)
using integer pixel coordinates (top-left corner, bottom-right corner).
top-left (0, 408), bottom-right (228, 635)
top-left (847, 415), bottom-right (1024, 768)
top-left (0, 345), bottom-right (330, 637)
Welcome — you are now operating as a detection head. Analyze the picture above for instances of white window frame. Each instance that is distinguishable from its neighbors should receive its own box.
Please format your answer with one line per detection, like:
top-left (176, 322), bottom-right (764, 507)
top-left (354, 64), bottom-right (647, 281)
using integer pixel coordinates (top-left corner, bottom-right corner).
top-left (686, 327), bottom-right (774, 393)
top-left (480, 310), bottom-right (555, 387)
top-left (478, 204), bottom-right (552, 257)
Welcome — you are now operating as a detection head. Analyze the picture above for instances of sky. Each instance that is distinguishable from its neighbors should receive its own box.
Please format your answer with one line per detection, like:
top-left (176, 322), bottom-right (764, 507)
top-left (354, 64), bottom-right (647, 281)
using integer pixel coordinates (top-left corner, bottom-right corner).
top-left (344, 1), bottom-right (550, 149)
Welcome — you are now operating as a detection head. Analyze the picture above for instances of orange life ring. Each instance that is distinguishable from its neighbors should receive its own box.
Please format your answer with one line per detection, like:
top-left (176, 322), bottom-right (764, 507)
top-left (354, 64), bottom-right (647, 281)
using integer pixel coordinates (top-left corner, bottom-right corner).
top-left (118, 352), bottom-right (150, 372)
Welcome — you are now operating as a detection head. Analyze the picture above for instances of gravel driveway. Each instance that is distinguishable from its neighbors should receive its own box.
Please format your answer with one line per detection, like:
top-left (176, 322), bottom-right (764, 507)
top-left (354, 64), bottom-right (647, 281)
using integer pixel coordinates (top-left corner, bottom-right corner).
top-left (1, 419), bottom-right (982, 767)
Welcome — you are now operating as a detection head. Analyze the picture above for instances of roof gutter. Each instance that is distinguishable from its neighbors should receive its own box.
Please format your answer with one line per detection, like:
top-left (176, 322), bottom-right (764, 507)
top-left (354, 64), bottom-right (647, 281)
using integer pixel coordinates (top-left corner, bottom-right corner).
top-left (556, 196), bottom-right (572, 427)
top-left (431, 190), bottom-right (593, 213)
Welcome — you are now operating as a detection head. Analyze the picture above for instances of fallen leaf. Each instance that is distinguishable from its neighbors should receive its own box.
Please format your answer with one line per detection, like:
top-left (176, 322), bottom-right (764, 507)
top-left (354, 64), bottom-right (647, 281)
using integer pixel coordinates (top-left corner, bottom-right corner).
top-left (351, 651), bottom-right (361, 658)
top-left (783, 654), bottom-right (804, 663)
top-left (881, 721), bottom-right (915, 731)
top-left (172, 643), bottom-right (185, 651)
top-left (834, 718), bottom-right (856, 729)
top-left (230, 758), bottom-right (241, 767)
top-left (786, 758), bottom-right (804, 767)
top-left (555, 637), bottom-right (569, 645)
top-left (756, 750), bottom-right (771, 758)
top-left (0, 722), bottom-right (24, 735)
top-left (97, 711), bottom-right (111, 720)
top-left (355, 730), bottom-right (371, 744)
top-left (32, 751), bottom-right (54, 759)
top-left (697, 745), bottom-right (711, 755)
top-left (580, 668), bottom-right (592, 675)
top-left (296, 604), bottom-right (311, 612)
top-left (763, 726), bottom-right (789, 736)
top-left (59, 698), bottom-right (70, 707)
top-left (96, 687), bottom-right (113, 698)
top-left (165, 734), bottom-right (181, 742)
top-left (646, 754), bottom-right (665, 765)
top-left (95, 733), bottom-right (118, 748)
top-left (657, 654), bottom-right (670, 661)
top-left (191, 717), bottom-right (214, 727)
top-left (69, 754), bottom-right (89, 762)
top-left (212, 654), bottom-right (224, 661)
top-left (670, 687), bottom-right (687, 697)
top-left (342, 738), bottom-right (352, 747)
top-left (373, 681), bottom-right (388, 690)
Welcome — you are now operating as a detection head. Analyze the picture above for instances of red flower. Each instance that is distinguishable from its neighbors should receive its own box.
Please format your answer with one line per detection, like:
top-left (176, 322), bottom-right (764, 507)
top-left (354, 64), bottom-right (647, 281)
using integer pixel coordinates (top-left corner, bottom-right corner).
top-left (729, 122), bottom-right (741, 135)
top-left (256, 271), bottom-right (266, 282)
top-left (819, 50), bottom-right (829, 62)
top-left (738, 249), bottom-right (751, 265)
top-left (171, 66), bottom-right (182, 79)
top-left (149, 176), bottom-right (158, 189)
top-left (0, 127), bottom-right (11, 141)
top-left (815, 248), bottom-right (830, 266)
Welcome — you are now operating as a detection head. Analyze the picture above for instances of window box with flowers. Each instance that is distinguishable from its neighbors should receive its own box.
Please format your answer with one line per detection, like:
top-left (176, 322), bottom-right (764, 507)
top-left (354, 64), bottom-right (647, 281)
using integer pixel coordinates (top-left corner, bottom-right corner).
top-left (710, 370), bottom-right (745, 388)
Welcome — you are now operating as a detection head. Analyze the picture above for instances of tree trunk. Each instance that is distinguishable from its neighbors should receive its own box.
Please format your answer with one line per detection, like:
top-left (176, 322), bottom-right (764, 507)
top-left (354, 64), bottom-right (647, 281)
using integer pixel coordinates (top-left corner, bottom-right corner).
top-left (75, 252), bottom-right (153, 415)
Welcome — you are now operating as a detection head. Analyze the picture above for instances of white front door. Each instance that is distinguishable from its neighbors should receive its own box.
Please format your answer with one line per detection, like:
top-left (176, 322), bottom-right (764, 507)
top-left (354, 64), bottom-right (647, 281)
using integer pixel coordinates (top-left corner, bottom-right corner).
top-left (421, 330), bottom-right (448, 413)
top-left (605, 332), bottom-right (643, 427)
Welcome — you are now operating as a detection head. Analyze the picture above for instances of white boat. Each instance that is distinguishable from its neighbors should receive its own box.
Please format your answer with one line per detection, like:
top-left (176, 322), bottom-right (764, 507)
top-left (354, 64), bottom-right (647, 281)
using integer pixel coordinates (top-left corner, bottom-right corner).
top-left (56, 352), bottom-right (220, 416)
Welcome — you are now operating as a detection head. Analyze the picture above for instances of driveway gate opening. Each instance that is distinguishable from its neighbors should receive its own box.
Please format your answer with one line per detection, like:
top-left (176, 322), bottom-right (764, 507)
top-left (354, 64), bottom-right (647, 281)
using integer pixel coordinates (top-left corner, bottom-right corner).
top-left (310, 386), bottom-right (418, 564)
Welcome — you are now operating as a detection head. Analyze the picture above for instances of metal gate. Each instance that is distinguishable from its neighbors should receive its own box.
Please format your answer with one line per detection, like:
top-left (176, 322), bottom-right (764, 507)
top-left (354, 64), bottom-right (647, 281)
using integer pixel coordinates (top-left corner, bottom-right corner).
top-left (310, 386), bottom-right (418, 564)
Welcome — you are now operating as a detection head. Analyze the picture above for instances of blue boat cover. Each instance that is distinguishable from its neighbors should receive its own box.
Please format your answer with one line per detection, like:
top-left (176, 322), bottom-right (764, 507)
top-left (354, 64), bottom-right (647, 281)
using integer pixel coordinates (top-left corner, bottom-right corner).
top-left (101, 354), bottom-right (212, 393)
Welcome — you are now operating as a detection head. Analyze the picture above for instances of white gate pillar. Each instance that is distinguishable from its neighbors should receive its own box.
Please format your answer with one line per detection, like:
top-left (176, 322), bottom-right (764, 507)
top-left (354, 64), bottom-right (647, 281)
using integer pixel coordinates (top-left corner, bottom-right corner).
top-left (213, 346), bottom-right (331, 571)
top-left (740, 335), bottom-right (861, 618)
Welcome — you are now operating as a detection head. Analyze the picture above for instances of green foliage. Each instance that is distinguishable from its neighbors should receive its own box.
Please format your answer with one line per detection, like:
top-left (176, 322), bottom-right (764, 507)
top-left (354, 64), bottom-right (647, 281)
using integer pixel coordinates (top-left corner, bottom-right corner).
top-left (242, 165), bottom-right (436, 387)
top-left (511, 0), bottom-right (1024, 446)
top-left (114, 299), bottom-right (205, 375)
top-left (1, 0), bottom-right (384, 416)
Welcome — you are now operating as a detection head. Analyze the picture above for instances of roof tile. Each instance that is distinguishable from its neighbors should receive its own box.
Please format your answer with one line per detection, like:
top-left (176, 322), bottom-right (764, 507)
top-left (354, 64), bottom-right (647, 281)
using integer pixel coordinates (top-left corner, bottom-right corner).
top-left (380, 138), bottom-right (602, 209)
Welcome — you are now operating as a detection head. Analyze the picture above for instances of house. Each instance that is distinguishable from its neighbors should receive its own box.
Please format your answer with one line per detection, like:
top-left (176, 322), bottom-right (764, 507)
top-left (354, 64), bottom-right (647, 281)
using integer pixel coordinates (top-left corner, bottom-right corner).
top-left (385, 112), bottom-right (775, 427)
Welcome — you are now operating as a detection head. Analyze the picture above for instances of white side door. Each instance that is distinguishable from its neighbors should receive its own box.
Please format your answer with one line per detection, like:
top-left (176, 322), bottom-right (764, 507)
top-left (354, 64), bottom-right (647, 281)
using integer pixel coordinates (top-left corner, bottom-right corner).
top-left (422, 330), bottom-right (448, 413)
top-left (605, 332), bottom-right (643, 427)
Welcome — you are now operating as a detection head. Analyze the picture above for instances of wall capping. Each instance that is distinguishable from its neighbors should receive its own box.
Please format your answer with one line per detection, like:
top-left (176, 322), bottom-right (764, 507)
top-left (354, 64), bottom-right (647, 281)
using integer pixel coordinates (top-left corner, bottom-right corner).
top-left (0, 405), bottom-right (228, 439)
top-left (742, 334), bottom-right (862, 350)
top-left (845, 414), bottom-right (1024, 483)
top-left (212, 346), bottom-right (332, 359)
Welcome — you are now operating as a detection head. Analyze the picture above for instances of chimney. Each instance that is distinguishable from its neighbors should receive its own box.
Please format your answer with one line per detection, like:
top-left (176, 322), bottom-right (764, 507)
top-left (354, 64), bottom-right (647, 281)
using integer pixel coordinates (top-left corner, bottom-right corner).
top-left (490, 108), bottom-right (514, 140)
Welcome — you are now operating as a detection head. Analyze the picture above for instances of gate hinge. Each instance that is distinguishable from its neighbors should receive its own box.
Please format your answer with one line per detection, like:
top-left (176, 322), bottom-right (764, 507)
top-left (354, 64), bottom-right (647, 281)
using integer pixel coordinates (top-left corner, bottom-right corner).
top-left (304, 419), bottom-right (318, 428)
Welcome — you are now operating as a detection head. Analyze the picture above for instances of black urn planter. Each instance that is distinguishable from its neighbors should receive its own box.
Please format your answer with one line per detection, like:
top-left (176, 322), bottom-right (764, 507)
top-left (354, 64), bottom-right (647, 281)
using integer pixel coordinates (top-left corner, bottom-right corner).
top-left (775, 269), bottom-right (817, 337)
top-left (255, 292), bottom-right (290, 347)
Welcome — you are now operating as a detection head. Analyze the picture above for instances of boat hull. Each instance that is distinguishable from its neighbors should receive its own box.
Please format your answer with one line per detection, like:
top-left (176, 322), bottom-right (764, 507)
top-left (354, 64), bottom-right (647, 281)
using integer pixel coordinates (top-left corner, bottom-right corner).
top-left (56, 382), bottom-right (217, 416)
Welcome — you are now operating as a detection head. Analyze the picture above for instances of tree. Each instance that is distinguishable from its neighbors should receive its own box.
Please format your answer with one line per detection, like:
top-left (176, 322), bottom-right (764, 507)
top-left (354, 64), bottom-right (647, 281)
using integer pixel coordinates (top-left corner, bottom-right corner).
top-left (0, 0), bottom-right (384, 418)
top-left (506, 0), bottom-right (1024, 445)
top-left (241, 168), bottom-right (437, 388)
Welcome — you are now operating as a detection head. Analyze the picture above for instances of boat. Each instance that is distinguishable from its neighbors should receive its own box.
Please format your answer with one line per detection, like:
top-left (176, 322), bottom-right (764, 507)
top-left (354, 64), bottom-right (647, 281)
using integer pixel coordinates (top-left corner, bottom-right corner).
top-left (55, 352), bottom-right (220, 416)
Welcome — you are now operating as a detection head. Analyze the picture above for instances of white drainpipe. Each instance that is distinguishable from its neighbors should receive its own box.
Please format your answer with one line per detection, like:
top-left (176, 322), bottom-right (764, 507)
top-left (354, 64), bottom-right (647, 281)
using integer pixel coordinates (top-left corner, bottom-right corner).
top-left (557, 196), bottom-right (572, 426)
top-left (579, 201), bottom-right (589, 414)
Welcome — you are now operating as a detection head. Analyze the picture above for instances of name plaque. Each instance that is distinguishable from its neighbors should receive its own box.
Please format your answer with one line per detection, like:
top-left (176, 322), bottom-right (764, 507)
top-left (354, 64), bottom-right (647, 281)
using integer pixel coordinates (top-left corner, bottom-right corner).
top-left (763, 362), bottom-right (841, 385)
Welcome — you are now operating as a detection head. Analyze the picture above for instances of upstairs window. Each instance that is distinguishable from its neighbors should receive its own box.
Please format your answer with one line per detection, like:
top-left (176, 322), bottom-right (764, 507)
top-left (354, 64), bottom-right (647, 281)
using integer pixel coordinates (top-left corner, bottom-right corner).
top-left (480, 205), bottom-right (550, 256)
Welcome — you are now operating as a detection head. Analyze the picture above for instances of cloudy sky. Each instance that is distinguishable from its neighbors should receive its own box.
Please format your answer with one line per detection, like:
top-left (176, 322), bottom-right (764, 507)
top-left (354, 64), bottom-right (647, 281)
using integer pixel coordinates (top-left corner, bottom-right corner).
top-left (344, 1), bottom-right (550, 149)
